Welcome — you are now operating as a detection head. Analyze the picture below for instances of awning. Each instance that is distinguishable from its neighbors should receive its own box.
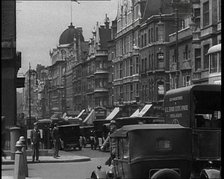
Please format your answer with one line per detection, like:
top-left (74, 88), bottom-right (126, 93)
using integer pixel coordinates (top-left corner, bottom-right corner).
top-left (130, 109), bottom-right (140, 117)
top-left (105, 107), bottom-right (120, 120)
top-left (138, 104), bottom-right (152, 117)
top-left (76, 109), bottom-right (85, 118)
top-left (83, 110), bottom-right (95, 124)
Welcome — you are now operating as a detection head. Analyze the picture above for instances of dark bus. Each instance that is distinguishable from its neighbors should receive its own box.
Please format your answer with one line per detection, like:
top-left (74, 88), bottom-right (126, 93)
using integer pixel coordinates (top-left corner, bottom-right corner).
top-left (164, 84), bottom-right (221, 178)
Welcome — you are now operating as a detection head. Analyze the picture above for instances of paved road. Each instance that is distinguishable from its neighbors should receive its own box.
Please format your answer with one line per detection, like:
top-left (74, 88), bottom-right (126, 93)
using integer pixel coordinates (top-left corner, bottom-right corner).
top-left (2, 147), bottom-right (110, 179)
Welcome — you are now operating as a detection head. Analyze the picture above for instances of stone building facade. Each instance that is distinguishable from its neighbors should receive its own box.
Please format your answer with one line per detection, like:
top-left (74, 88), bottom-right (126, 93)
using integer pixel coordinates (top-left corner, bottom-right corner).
top-left (191, 0), bottom-right (221, 84)
top-left (139, 0), bottom-right (175, 104)
top-left (113, 0), bottom-right (143, 109)
top-left (2, 0), bottom-right (23, 132)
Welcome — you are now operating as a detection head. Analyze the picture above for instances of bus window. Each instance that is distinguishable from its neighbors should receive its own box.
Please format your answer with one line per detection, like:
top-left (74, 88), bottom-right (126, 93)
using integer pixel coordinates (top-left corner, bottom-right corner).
top-left (193, 90), bottom-right (221, 129)
top-left (195, 113), bottom-right (221, 129)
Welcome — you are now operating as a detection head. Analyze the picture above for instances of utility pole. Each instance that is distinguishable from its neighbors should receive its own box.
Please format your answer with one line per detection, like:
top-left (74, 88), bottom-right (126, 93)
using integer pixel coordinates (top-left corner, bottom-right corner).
top-left (28, 63), bottom-right (31, 129)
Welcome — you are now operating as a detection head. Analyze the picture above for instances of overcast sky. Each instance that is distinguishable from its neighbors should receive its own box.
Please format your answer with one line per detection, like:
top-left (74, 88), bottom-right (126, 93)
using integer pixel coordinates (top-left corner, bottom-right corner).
top-left (16, 0), bottom-right (118, 75)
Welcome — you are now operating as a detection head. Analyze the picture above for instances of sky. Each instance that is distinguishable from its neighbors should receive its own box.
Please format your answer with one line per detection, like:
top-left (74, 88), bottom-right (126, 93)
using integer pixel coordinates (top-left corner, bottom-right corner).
top-left (16, 0), bottom-right (119, 75)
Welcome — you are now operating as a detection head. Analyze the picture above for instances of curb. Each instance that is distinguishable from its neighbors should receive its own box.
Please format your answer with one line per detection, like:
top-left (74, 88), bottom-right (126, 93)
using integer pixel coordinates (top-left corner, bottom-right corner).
top-left (2, 156), bottom-right (91, 165)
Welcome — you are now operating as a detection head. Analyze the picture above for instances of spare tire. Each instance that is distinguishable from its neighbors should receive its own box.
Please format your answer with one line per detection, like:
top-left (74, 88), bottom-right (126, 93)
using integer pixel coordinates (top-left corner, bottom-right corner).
top-left (151, 169), bottom-right (181, 179)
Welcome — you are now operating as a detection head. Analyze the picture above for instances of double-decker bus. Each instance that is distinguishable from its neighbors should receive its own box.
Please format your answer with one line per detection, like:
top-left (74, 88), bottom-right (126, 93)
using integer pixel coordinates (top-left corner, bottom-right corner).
top-left (207, 44), bottom-right (221, 84)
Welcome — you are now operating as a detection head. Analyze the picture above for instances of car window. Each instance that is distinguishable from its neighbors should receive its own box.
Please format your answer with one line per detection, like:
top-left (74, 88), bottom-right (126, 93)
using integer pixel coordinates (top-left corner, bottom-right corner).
top-left (118, 138), bottom-right (129, 159)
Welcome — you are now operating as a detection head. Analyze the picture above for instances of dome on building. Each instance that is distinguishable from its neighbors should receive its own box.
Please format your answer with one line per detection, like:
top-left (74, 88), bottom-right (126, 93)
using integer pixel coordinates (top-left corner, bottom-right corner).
top-left (59, 23), bottom-right (84, 45)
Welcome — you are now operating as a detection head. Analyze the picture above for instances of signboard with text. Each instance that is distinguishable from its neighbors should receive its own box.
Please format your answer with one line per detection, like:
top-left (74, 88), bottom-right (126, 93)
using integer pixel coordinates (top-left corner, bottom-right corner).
top-left (164, 91), bottom-right (191, 127)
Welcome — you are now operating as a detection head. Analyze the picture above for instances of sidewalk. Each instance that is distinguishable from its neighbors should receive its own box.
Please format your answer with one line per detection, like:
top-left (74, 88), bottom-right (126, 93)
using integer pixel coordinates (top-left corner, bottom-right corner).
top-left (2, 155), bottom-right (90, 165)
top-left (2, 152), bottom-right (91, 179)
top-left (2, 149), bottom-right (90, 165)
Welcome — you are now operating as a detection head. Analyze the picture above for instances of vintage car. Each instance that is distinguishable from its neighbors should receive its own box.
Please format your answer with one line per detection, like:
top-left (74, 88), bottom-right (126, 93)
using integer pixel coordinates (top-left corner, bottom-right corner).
top-left (91, 124), bottom-right (192, 179)
top-left (58, 124), bottom-right (82, 150)
top-left (91, 123), bottom-right (221, 179)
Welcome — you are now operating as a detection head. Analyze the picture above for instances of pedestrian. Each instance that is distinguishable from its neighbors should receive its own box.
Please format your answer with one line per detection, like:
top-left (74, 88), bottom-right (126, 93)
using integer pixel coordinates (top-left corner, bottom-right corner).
top-left (101, 120), bottom-right (117, 166)
top-left (30, 123), bottom-right (41, 162)
top-left (52, 123), bottom-right (60, 158)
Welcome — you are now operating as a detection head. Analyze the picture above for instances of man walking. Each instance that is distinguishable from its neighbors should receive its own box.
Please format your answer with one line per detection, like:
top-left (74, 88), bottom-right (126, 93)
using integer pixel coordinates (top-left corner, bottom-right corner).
top-left (30, 123), bottom-right (41, 162)
top-left (52, 123), bottom-right (60, 158)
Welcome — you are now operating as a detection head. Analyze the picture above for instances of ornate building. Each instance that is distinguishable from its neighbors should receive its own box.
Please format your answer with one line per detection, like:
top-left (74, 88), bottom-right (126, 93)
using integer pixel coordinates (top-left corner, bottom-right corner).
top-left (85, 18), bottom-right (112, 111)
top-left (47, 23), bottom-right (88, 117)
top-left (139, 0), bottom-right (174, 104)
top-left (191, 0), bottom-right (221, 84)
top-left (113, 0), bottom-right (143, 112)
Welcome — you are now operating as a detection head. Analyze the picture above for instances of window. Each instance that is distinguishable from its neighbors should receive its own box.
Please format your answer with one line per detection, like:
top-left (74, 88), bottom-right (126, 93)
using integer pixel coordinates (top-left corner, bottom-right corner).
top-left (144, 33), bottom-right (147, 46)
top-left (203, 1), bottom-right (209, 27)
top-left (141, 58), bottom-right (144, 72)
top-left (184, 45), bottom-right (189, 60)
top-left (130, 84), bottom-right (133, 100)
top-left (194, 8), bottom-right (200, 28)
top-left (149, 54), bottom-right (151, 70)
top-left (210, 53), bottom-right (218, 73)
top-left (145, 58), bottom-right (147, 72)
top-left (119, 62), bottom-right (123, 78)
top-left (130, 58), bottom-right (133, 76)
top-left (152, 54), bottom-right (154, 69)
top-left (136, 57), bottom-right (139, 74)
top-left (203, 44), bottom-right (210, 69)
top-left (183, 75), bottom-right (191, 87)
top-left (157, 81), bottom-right (164, 101)
top-left (141, 34), bottom-right (144, 47)
top-left (151, 28), bottom-right (154, 42)
top-left (155, 27), bottom-right (158, 41)
top-left (136, 83), bottom-right (139, 96)
top-left (195, 48), bottom-right (201, 71)
top-left (148, 29), bottom-right (151, 43)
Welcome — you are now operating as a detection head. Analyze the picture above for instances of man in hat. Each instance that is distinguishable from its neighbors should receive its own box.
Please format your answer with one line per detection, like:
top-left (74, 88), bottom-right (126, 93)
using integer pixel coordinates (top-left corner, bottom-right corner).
top-left (30, 123), bottom-right (41, 162)
top-left (101, 120), bottom-right (117, 166)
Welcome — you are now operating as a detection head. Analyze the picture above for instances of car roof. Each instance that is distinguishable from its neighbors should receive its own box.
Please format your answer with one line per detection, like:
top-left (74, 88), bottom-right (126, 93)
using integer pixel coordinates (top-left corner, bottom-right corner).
top-left (58, 124), bottom-right (80, 128)
top-left (36, 119), bottom-right (52, 123)
top-left (80, 125), bottom-right (94, 128)
top-left (116, 116), bottom-right (159, 120)
top-left (165, 84), bottom-right (220, 97)
top-left (110, 124), bottom-right (186, 138)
